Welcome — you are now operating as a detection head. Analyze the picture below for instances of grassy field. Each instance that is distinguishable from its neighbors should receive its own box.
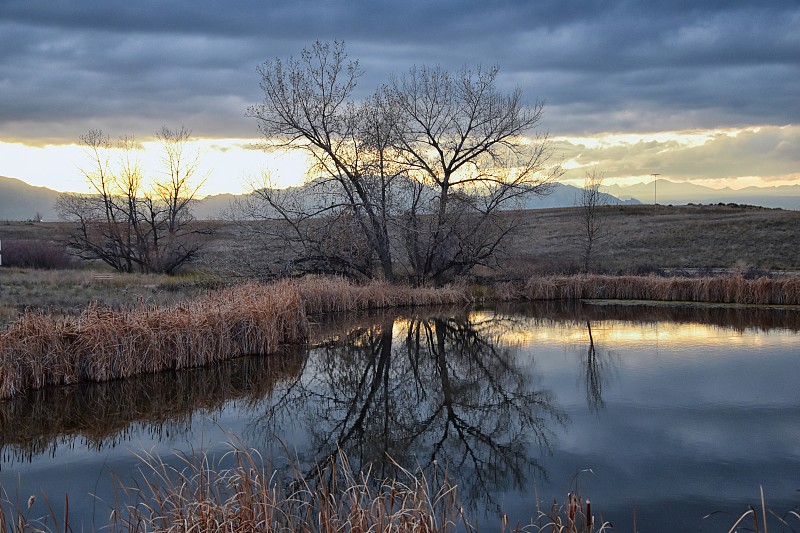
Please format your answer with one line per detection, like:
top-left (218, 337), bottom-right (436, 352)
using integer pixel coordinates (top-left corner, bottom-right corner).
top-left (1, 203), bottom-right (798, 325)
top-left (502, 203), bottom-right (800, 276)
top-left (2, 204), bottom-right (799, 279)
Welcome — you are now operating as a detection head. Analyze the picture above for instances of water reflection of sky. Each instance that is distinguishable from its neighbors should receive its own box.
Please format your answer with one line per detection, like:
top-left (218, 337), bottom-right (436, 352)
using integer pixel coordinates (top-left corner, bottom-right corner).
top-left (1, 303), bottom-right (798, 532)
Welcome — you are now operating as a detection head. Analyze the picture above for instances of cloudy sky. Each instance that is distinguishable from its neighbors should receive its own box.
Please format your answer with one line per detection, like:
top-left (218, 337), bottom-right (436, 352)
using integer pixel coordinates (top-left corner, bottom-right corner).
top-left (1, 1), bottom-right (798, 195)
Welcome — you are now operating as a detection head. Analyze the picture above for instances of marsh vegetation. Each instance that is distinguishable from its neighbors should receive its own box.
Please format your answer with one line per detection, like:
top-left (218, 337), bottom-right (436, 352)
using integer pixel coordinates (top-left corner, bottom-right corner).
top-left (2, 303), bottom-right (799, 532)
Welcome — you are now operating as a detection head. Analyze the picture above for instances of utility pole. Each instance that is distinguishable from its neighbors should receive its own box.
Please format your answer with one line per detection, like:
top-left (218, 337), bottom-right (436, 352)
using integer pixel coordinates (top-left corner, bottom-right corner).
top-left (651, 173), bottom-right (661, 210)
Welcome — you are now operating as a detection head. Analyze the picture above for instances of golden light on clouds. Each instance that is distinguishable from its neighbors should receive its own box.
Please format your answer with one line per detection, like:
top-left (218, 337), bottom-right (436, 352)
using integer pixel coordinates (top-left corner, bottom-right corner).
top-left (2, 124), bottom-right (797, 195)
top-left (553, 128), bottom-right (732, 150)
top-left (551, 125), bottom-right (800, 189)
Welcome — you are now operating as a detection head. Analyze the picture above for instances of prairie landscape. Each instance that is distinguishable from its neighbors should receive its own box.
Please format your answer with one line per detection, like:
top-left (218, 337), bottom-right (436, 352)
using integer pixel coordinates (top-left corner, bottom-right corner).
top-left (2, 200), bottom-right (799, 532)
top-left (3, 201), bottom-right (798, 285)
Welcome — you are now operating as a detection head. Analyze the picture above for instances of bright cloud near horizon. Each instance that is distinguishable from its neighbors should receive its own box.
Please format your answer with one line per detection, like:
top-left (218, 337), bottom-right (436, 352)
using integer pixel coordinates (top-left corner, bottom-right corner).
top-left (1, 1), bottom-right (798, 196)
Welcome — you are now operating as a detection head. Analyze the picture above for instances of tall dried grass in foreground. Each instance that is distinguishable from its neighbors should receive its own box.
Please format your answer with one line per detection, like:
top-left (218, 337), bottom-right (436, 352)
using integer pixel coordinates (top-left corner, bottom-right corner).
top-left (0, 437), bottom-right (614, 533)
top-left (104, 442), bottom-right (474, 533)
top-left (723, 485), bottom-right (800, 533)
top-left (0, 278), bottom-right (473, 400)
top-left (516, 275), bottom-right (800, 306)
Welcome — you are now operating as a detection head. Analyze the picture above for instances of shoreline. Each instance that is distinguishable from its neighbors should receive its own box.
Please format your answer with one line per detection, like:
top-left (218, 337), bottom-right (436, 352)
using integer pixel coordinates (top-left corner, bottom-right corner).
top-left (1, 273), bottom-right (799, 399)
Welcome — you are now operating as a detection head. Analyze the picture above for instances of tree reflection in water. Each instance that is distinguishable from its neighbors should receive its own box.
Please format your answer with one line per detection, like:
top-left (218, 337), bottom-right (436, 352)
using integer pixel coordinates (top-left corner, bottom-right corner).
top-left (584, 320), bottom-right (609, 412)
top-left (254, 310), bottom-right (566, 508)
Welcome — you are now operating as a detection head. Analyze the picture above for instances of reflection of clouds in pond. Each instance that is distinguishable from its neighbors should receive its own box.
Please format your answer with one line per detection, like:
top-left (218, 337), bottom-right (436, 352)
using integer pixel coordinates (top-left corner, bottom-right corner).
top-left (502, 318), bottom-right (793, 351)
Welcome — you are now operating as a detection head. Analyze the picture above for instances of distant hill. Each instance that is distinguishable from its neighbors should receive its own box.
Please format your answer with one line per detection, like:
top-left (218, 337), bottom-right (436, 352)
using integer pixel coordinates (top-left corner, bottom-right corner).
top-left (193, 193), bottom-right (239, 220)
top-left (7, 174), bottom-right (798, 221)
top-left (194, 182), bottom-right (640, 219)
top-left (0, 176), bottom-right (61, 221)
top-left (519, 182), bottom-right (638, 209)
top-left (605, 179), bottom-right (800, 210)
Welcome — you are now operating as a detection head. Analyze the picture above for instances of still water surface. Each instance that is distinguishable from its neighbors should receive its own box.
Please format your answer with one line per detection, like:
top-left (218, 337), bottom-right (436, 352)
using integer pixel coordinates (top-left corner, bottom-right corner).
top-left (1, 302), bottom-right (798, 531)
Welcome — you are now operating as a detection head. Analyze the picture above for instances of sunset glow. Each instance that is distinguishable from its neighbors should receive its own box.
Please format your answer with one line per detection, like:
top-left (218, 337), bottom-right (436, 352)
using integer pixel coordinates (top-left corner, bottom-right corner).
top-left (3, 124), bottom-right (797, 196)
top-left (493, 317), bottom-right (776, 351)
top-left (0, 138), bottom-right (311, 196)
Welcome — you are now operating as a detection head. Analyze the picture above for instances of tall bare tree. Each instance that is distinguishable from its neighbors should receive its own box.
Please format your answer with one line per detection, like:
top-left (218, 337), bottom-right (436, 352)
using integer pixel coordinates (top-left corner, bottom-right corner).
top-left (57, 128), bottom-right (205, 274)
top-left (246, 42), bottom-right (400, 280)
top-left (247, 41), bottom-right (560, 284)
top-left (386, 65), bottom-right (558, 283)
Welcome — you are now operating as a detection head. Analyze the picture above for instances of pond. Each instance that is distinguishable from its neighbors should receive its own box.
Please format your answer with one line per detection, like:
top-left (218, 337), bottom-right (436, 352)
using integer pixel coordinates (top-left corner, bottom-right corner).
top-left (1, 301), bottom-right (799, 531)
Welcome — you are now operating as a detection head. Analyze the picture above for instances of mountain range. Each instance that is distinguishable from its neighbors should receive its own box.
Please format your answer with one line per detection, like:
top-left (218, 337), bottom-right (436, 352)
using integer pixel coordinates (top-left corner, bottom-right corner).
top-left (604, 179), bottom-right (800, 210)
top-left (2, 175), bottom-right (798, 222)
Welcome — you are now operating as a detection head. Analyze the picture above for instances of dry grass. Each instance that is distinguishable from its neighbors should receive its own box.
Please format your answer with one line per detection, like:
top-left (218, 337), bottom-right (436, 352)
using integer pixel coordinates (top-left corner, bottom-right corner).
top-left (2, 450), bottom-right (796, 533)
top-left (3, 273), bottom-right (800, 400)
top-left (723, 486), bottom-right (800, 533)
top-left (0, 268), bottom-right (218, 328)
top-left (0, 278), bottom-right (473, 400)
top-left (502, 204), bottom-right (800, 276)
top-left (5, 204), bottom-right (799, 279)
top-left (0, 282), bottom-right (307, 399)
top-left (511, 274), bottom-right (800, 306)
top-left (293, 276), bottom-right (472, 314)
top-left (104, 441), bottom-right (473, 533)
top-left (531, 493), bottom-right (611, 533)
top-left (0, 436), bottom-right (617, 533)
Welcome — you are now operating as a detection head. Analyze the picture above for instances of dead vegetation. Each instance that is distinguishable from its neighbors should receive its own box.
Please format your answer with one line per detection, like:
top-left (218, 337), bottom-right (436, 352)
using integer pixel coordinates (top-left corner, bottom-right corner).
top-left (2, 273), bottom-right (798, 400)
top-left (0, 434), bottom-right (614, 533)
top-left (500, 203), bottom-right (800, 277)
top-left (506, 274), bottom-right (800, 305)
top-left (0, 278), bottom-right (473, 399)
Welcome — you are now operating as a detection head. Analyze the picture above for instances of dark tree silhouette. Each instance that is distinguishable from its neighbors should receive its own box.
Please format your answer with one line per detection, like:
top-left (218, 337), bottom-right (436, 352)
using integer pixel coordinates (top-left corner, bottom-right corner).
top-left (245, 41), bottom-right (560, 283)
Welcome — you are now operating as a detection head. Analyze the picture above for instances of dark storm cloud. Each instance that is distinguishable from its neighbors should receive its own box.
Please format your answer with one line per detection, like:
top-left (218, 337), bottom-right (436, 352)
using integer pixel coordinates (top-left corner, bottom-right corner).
top-left (0, 0), bottom-right (798, 141)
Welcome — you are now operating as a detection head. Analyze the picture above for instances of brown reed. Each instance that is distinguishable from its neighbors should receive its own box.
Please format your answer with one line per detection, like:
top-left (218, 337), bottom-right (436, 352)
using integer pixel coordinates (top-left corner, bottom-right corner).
top-left (534, 492), bottom-right (612, 533)
top-left (2, 274), bottom-right (797, 400)
top-left (518, 274), bottom-right (800, 306)
top-left (0, 432), bottom-right (620, 533)
top-left (0, 278), bottom-right (474, 400)
top-left (107, 439), bottom-right (474, 533)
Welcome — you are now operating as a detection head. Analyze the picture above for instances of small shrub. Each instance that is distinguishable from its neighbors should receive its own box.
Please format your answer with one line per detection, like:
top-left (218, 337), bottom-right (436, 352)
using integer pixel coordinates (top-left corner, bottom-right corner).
top-left (1, 239), bottom-right (72, 270)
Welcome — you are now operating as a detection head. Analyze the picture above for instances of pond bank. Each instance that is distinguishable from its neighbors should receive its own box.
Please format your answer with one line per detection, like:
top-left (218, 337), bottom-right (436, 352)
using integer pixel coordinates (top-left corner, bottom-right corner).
top-left (2, 274), bottom-right (799, 399)
top-left (0, 278), bottom-right (469, 399)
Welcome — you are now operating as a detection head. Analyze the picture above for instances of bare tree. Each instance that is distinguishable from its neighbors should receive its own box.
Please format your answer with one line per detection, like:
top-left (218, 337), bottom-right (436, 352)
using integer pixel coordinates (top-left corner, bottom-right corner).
top-left (579, 168), bottom-right (607, 272)
top-left (57, 128), bottom-right (205, 274)
top-left (246, 41), bottom-right (399, 281)
top-left (386, 65), bottom-right (558, 283)
top-left (246, 41), bottom-right (559, 284)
